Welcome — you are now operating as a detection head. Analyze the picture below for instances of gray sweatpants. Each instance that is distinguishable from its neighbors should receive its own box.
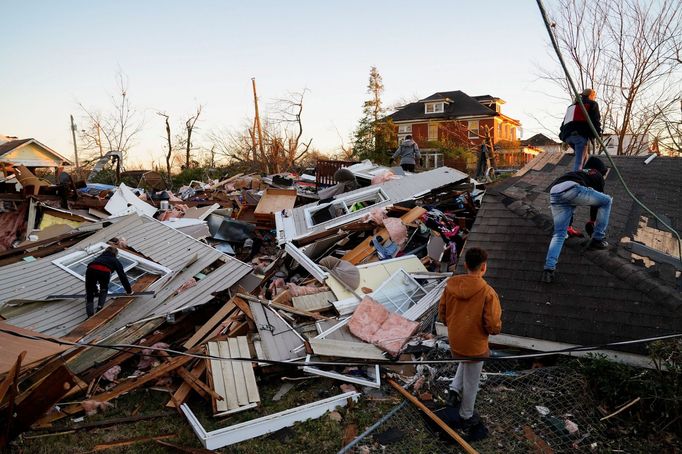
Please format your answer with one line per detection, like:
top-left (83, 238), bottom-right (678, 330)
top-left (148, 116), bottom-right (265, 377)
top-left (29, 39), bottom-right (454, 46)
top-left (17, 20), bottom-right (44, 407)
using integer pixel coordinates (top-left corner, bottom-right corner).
top-left (449, 361), bottom-right (484, 419)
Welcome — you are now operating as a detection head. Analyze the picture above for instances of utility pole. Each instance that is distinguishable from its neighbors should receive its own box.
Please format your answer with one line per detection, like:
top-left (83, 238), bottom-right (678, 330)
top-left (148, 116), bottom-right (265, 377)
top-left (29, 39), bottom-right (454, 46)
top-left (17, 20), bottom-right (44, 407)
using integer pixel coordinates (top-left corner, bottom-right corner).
top-left (251, 77), bottom-right (265, 168)
top-left (70, 114), bottom-right (79, 168)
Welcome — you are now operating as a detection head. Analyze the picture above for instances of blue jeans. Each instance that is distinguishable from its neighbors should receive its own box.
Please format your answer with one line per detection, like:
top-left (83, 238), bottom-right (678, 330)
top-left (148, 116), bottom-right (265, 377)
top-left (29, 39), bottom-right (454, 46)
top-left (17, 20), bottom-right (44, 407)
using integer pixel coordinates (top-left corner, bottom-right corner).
top-left (544, 185), bottom-right (612, 270)
top-left (566, 134), bottom-right (588, 171)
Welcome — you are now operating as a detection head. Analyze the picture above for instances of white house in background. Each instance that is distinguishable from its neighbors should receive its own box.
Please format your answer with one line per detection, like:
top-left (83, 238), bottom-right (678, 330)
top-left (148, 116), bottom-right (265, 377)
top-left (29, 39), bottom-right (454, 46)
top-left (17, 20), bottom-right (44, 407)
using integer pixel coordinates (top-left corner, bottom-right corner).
top-left (602, 133), bottom-right (657, 156)
top-left (520, 133), bottom-right (562, 154)
top-left (0, 138), bottom-right (72, 168)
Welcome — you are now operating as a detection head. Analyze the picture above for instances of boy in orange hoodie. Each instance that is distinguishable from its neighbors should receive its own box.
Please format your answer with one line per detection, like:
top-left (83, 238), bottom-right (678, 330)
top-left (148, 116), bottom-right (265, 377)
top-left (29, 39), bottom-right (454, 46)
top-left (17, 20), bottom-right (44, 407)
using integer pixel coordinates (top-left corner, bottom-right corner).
top-left (438, 247), bottom-right (502, 428)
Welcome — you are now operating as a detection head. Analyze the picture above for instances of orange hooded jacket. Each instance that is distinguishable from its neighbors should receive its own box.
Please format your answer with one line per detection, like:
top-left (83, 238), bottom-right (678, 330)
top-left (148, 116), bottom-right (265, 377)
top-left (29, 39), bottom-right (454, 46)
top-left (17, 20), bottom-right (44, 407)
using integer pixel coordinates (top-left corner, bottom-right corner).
top-left (438, 274), bottom-right (502, 357)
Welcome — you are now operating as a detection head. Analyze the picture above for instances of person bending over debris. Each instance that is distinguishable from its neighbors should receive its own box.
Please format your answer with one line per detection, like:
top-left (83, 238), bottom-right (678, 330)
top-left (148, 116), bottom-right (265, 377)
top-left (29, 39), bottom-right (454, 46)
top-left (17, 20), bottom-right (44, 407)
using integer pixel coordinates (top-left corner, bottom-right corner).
top-left (392, 135), bottom-right (420, 172)
top-left (438, 247), bottom-right (502, 435)
top-left (542, 156), bottom-right (611, 283)
top-left (85, 246), bottom-right (132, 317)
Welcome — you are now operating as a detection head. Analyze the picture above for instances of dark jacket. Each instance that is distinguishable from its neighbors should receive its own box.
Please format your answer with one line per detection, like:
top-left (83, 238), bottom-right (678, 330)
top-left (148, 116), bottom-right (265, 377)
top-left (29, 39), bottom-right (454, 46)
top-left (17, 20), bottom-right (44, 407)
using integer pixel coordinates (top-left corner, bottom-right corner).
top-left (550, 156), bottom-right (608, 221)
top-left (559, 96), bottom-right (602, 140)
top-left (89, 250), bottom-right (132, 293)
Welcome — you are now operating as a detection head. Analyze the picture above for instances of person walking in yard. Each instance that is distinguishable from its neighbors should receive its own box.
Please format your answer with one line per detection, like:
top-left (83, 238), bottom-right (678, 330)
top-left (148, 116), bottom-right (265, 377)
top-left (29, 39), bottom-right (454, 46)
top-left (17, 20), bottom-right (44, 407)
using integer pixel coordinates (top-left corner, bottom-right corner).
top-left (85, 246), bottom-right (132, 317)
top-left (392, 135), bottom-right (420, 172)
top-left (542, 156), bottom-right (611, 284)
top-left (438, 247), bottom-right (502, 435)
top-left (559, 88), bottom-right (602, 171)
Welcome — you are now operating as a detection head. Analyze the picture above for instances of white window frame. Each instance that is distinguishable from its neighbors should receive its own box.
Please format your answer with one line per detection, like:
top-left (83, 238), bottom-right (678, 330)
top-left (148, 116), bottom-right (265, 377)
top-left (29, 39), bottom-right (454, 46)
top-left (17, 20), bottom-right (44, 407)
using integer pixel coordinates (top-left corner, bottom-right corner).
top-left (428, 123), bottom-right (439, 142)
top-left (398, 124), bottom-right (412, 134)
top-left (370, 268), bottom-right (427, 315)
top-left (424, 102), bottom-right (444, 114)
top-left (468, 120), bottom-right (480, 139)
top-left (52, 242), bottom-right (171, 282)
top-left (304, 187), bottom-right (389, 229)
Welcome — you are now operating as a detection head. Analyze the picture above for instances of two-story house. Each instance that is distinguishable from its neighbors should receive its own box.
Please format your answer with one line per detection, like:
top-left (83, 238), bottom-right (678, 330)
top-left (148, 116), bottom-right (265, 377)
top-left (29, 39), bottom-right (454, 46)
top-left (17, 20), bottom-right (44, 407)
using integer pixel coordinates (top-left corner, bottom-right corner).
top-left (385, 90), bottom-right (521, 148)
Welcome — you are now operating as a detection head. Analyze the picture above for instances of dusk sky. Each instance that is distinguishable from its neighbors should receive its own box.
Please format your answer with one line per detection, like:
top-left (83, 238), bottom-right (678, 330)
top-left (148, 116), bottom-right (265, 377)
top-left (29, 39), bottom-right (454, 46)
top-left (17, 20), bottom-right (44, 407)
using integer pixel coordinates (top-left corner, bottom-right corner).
top-left (1, 0), bottom-right (568, 167)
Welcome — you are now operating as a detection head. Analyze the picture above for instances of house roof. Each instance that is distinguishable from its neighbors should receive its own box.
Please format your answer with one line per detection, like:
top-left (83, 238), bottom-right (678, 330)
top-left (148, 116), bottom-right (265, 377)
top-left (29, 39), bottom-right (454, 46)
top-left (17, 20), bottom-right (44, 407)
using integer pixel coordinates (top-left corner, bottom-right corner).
top-left (0, 138), bottom-right (73, 166)
top-left (0, 214), bottom-right (252, 338)
top-left (386, 90), bottom-right (496, 122)
top-left (460, 152), bottom-right (682, 353)
top-left (521, 133), bottom-right (561, 147)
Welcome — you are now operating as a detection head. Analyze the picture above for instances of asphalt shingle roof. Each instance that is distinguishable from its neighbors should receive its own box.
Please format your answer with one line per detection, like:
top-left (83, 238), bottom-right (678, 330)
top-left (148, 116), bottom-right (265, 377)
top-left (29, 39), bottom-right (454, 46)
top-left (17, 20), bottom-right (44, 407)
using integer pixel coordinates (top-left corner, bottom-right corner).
top-left (0, 138), bottom-right (32, 157)
top-left (386, 90), bottom-right (496, 122)
top-left (461, 152), bottom-right (682, 353)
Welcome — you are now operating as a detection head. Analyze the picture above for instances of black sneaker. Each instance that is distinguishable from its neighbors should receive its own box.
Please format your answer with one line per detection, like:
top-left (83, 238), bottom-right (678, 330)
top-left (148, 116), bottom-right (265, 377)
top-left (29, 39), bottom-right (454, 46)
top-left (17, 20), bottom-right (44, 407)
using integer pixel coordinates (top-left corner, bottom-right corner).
top-left (541, 269), bottom-right (554, 283)
top-left (459, 414), bottom-right (482, 431)
top-left (445, 389), bottom-right (461, 407)
top-left (588, 238), bottom-right (608, 250)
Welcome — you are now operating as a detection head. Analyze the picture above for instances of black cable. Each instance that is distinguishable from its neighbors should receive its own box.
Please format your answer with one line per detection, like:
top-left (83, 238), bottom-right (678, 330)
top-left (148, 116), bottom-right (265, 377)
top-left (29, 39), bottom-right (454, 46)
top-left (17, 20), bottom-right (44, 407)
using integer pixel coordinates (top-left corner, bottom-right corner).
top-left (2, 327), bottom-right (679, 368)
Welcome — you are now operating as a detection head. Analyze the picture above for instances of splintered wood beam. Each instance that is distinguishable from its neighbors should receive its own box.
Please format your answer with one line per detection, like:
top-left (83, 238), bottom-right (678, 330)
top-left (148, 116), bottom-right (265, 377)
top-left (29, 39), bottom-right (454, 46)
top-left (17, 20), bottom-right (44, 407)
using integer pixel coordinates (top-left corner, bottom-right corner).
top-left (342, 207), bottom-right (426, 264)
top-left (232, 296), bottom-right (254, 321)
top-left (0, 351), bottom-right (25, 448)
top-left (63, 274), bottom-right (159, 342)
top-left (92, 433), bottom-right (176, 451)
top-left (166, 361), bottom-right (207, 408)
top-left (237, 293), bottom-right (330, 321)
top-left (12, 364), bottom-right (78, 441)
top-left (176, 366), bottom-right (222, 402)
top-left (183, 299), bottom-right (237, 349)
top-left (36, 353), bottom-right (194, 424)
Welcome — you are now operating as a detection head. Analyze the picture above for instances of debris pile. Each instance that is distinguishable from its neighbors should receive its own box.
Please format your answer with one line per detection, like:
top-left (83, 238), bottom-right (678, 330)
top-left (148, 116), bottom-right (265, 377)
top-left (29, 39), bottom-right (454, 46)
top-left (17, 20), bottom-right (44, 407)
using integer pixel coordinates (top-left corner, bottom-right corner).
top-left (0, 159), bottom-right (492, 451)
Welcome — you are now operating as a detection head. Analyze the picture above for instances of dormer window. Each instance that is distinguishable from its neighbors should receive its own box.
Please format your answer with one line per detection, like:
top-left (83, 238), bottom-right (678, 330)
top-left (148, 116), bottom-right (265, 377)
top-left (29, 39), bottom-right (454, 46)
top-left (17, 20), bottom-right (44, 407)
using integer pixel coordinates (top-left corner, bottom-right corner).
top-left (425, 102), bottom-right (444, 114)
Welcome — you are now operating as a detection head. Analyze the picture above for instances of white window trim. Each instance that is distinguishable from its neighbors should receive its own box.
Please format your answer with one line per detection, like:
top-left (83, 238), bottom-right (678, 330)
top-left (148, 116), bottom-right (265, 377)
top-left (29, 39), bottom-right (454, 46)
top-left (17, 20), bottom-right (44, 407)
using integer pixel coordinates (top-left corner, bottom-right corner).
top-left (370, 268), bottom-right (426, 315)
top-left (424, 102), bottom-right (444, 114)
top-left (468, 120), bottom-right (480, 140)
top-left (52, 242), bottom-right (171, 281)
top-left (398, 124), bottom-right (412, 133)
top-left (304, 187), bottom-right (389, 229)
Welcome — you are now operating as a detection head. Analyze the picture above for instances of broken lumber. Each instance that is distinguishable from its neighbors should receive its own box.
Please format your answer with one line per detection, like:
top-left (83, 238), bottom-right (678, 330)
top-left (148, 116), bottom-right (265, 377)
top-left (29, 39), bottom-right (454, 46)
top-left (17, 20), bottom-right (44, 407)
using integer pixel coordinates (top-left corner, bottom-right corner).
top-left (0, 352), bottom-right (25, 448)
top-left (388, 379), bottom-right (478, 454)
top-left (166, 361), bottom-right (207, 408)
top-left (237, 293), bottom-right (330, 321)
top-left (92, 433), bottom-right (176, 451)
top-left (342, 207), bottom-right (426, 264)
top-left (183, 298), bottom-right (237, 349)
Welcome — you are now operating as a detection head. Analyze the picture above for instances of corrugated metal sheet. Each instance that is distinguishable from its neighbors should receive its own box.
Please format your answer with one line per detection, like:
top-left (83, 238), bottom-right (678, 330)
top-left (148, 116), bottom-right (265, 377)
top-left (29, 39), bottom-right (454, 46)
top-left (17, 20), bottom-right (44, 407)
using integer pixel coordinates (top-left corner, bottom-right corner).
top-left (277, 167), bottom-right (468, 241)
top-left (0, 214), bottom-right (252, 337)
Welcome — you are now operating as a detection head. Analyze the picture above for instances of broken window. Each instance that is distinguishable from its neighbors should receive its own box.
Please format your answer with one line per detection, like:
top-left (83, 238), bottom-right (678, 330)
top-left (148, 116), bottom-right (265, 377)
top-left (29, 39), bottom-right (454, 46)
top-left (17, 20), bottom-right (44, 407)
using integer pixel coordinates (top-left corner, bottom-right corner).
top-left (370, 269), bottom-right (427, 314)
top-left (52, 242), bottom-right (171, 293)
top-left (305, 188), bottom-right (389, 228)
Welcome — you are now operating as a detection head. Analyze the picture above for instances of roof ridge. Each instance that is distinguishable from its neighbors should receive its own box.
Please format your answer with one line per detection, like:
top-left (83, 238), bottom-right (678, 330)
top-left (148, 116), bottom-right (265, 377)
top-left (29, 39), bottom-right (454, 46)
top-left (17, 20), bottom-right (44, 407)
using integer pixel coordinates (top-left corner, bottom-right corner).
top-left (498, 194), bottom-right (682, 312)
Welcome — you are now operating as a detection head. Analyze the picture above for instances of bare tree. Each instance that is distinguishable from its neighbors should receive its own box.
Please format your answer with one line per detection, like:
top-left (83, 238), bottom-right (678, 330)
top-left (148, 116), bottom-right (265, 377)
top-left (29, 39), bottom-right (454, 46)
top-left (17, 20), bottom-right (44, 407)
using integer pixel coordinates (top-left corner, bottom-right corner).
top-left (78, 72), bottom-right (143, 164)
top-left (182, 105), bottom-right (203, 169)
top-left (542, 0), bottom-right (682, 154)
top-left (210, 90), bottom-right (313, 174)
top-left (156, 112), bottom-right (173, 184)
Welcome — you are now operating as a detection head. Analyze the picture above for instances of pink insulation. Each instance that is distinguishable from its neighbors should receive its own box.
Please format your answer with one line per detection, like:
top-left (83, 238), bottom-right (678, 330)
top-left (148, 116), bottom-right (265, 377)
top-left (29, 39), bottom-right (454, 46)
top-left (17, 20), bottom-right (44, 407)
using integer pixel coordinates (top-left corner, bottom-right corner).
top-left (348, 296), bottom-right (419, 356)
top-left (383, 217), bottom-right (407, 246)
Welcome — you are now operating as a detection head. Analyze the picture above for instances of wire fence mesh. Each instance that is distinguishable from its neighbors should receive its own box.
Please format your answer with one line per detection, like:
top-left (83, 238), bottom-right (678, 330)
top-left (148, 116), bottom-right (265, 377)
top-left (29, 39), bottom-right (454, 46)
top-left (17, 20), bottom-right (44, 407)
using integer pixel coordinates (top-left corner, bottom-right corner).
top-left (341, 347), bottom-right (610, 453)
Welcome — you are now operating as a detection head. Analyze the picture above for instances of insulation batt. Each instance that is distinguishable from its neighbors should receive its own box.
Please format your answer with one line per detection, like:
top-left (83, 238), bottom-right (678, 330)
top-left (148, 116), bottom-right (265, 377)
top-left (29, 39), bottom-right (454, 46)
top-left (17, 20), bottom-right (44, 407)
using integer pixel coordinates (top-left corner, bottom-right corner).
top-left (348, 296), bottom-right (419, 356)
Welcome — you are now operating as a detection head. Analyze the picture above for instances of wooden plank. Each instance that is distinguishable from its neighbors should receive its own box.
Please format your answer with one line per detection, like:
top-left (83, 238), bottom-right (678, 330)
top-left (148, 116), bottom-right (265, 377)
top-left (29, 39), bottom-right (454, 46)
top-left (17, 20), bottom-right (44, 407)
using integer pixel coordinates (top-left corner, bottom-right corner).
top-left (292, 291), bottom-right (335, 312)
top-left (342, 207), bottom-right (426, 264)
top-left (207, 343), bottom-right (228, 413)
top-left (217, 341), bottom-right (239, 411)
top-left (176, 366), bottom-right (222, 402)
top-left (183, 299), bottom-right (237, 349)
top-left (0, 352), bottom-right (25, 403)
top-left (308, 338), bottom-right (386, 360)
top-left (38, 354), bottom-right (194, 424)
top-left (232, 296), bottom-right (254, 321)
top-left (238, 293), bottom-right (330, 321)
top-left (0, 351), bottom-right (24, 448)
top-left (228, 338), bottom-right (249, 406)
top-left (166, 361), bottom-right (207, 408)
top-left (11, 364), bottom-right (77, 440)
top-left (237, 336), bottom-right (259, 403)
top-left (92, 433), bottom-right (176, 451)
top-left (388, 379), bottom-right (478, 454)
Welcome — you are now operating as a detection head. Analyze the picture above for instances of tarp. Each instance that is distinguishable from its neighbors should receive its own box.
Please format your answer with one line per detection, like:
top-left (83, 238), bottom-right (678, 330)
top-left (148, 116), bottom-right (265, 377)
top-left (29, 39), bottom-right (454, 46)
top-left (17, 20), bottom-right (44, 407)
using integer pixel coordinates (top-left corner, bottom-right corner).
top-left (105, 183), bottom-right (157, 218)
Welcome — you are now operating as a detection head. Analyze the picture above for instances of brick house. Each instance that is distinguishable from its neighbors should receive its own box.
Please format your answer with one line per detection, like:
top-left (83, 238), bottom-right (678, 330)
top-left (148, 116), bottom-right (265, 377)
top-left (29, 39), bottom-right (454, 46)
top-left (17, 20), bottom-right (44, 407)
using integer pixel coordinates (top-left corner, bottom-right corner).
top-left (385, 91), bottom-right (521, 149)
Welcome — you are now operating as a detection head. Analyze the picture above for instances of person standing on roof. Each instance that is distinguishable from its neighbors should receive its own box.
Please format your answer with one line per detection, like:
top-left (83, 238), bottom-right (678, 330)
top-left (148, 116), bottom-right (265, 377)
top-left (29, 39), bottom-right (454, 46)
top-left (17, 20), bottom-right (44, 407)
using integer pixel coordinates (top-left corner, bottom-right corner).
top-left (392, 135), bottom-right (420, 172)
top-left (542, 156), bottom-right (612, 283)
top-left (559, 88), bottom-right (602, 171)
top-left (438, 247), bottom-right (502, 438)
top-left (85, 246), bottom-right (132, 317)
